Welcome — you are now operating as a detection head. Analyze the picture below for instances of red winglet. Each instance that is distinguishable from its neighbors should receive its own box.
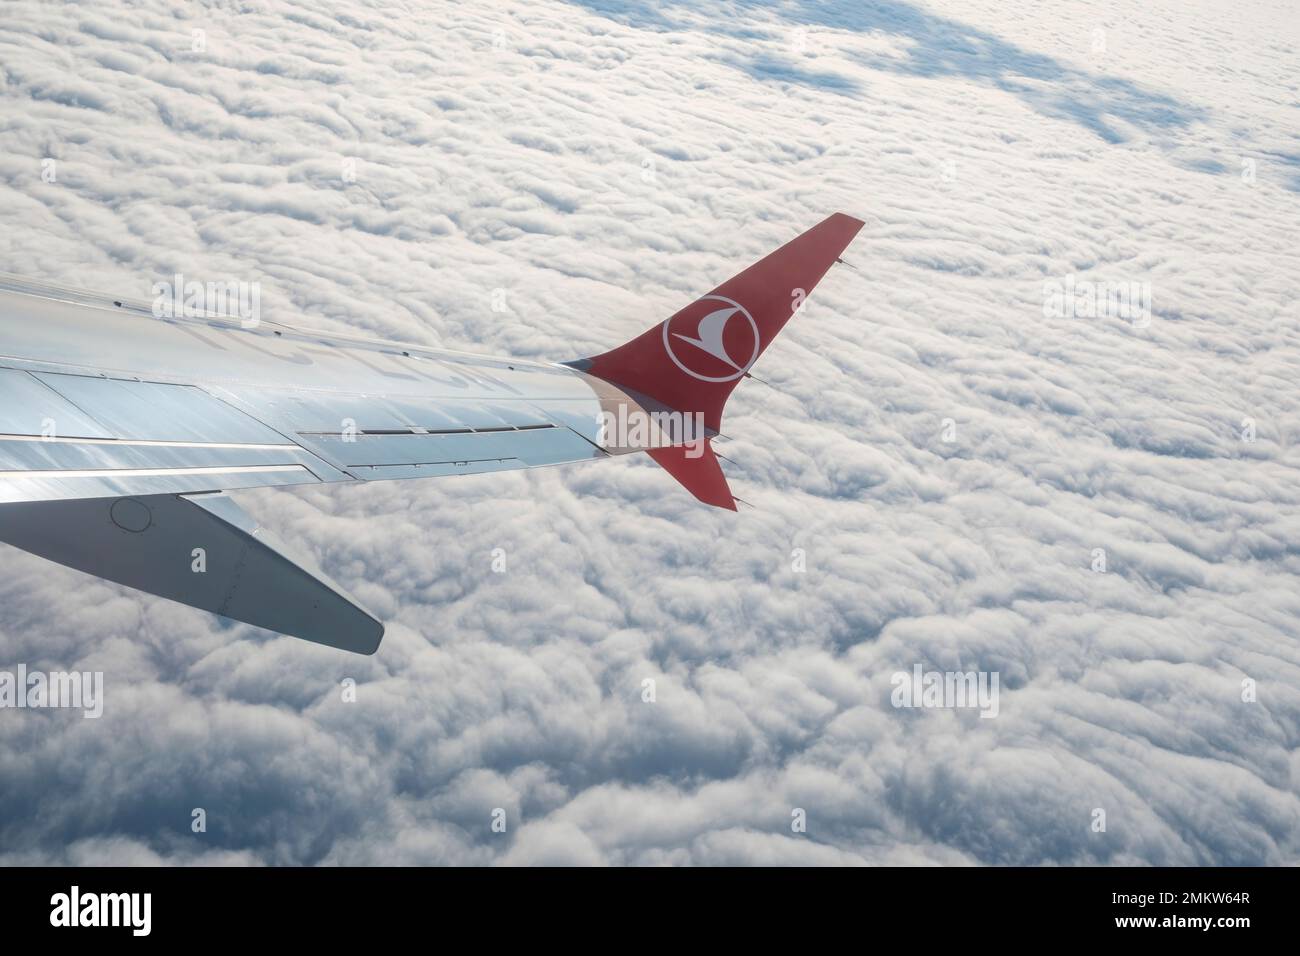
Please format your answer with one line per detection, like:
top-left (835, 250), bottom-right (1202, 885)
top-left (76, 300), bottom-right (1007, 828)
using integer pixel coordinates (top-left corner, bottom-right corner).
top-left (646, 441), bottom-right (737, 511)
top-left (573, 213), bottom-right (864, 511)
top-left (577, 213), bottom-right (864, 434)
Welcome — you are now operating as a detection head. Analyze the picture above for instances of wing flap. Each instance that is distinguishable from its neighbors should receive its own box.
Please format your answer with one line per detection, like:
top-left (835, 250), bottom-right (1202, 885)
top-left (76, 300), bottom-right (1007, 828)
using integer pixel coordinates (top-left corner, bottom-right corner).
top-left (0, 368), bottom-right (113, 439)
top-left (302, 425), bottom-right (603, 469)
top-left (30, 372), bottom-right (290, 445)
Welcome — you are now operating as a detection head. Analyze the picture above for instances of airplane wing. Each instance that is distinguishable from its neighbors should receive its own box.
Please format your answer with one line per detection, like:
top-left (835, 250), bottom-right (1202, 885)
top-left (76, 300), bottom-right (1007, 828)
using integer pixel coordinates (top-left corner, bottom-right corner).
top-left (0, 213), bottom-right (864, 653)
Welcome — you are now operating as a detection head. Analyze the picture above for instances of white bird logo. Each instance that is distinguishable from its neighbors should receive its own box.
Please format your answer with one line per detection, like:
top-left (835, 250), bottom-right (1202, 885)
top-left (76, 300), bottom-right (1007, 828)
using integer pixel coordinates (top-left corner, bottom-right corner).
top-left (661, 295), bottom-right (761, 383)
top-left (672, 306), bottom-right (744, 371)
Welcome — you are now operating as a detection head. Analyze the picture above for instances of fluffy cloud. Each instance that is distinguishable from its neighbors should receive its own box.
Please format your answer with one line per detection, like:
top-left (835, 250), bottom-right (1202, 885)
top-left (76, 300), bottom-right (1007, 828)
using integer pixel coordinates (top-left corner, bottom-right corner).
top-left (0, 0), bottom-right (1297, 865)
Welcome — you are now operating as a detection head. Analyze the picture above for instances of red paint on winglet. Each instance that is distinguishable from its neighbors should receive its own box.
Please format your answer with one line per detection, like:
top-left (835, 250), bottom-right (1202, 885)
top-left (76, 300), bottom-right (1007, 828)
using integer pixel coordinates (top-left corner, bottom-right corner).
top-left (578, 213), bottom-right (864, 510)
top-left (646, 441), bottom-right (737, 511)
top-left (580, 213), bottom-right (865, 434)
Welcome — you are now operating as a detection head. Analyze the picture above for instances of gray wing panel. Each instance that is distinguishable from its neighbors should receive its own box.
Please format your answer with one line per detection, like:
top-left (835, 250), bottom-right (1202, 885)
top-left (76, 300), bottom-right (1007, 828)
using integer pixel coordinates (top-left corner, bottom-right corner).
top-left (0, 356), bottom-right (606, 504)
top-left (212, 384), bottom-right (573, 434)
top-left (0, 368), bottom-right (113, 439)
top-left (305, 426), bottom-right (602, 468)
top-left (0, 492), bottom-right (383, 653)
top-left (0, 368), bottom-right (347, 503)
top-left (31, 372), bottom-right (290, 444)
top-left (209, 384), bottom-right (608, 479)
top-left (0, 462), bottom-right (320, 505)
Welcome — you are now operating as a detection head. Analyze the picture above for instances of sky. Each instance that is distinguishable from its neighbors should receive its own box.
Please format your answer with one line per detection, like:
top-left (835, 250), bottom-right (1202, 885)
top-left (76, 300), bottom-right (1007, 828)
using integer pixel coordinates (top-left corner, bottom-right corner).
top-left (0, 0), bottom-right (1297, 865)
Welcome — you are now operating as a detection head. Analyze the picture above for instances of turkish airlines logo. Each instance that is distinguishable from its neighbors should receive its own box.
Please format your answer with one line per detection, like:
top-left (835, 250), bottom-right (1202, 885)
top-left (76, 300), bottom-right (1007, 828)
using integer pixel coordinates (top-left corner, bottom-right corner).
top-left (662, 294), bottom-right (761, 383)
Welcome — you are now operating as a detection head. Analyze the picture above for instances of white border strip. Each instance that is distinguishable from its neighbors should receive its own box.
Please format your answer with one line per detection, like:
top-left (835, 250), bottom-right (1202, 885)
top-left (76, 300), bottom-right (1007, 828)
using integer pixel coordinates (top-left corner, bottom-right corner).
top-left (0, 465), bottom-right (307, 480)
top-left (0, 433), bottom-right (297, 451)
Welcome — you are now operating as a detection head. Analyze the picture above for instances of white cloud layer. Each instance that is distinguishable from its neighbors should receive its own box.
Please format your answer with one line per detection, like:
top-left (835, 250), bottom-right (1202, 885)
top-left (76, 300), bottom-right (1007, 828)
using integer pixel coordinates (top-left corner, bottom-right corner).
top-left (0, 0), bottom-right (1297, 865)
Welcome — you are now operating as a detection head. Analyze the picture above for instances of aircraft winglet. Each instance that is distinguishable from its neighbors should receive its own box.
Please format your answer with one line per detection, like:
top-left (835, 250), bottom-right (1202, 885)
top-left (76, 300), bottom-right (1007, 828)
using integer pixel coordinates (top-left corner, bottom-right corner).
top-left (573, 212), bottom-right (864, 509)
top-left (575, 212), bottom-right (864, 435)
